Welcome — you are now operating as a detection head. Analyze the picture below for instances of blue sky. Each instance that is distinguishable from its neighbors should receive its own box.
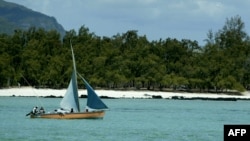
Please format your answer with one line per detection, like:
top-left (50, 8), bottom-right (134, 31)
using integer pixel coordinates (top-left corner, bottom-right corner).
top-left (5, 0), bottom-right (250, 46)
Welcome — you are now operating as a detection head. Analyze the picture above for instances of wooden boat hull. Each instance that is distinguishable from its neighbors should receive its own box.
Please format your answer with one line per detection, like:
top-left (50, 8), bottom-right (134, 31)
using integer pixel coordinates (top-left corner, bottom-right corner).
top-left (30, 111), bottom-right (105, 119)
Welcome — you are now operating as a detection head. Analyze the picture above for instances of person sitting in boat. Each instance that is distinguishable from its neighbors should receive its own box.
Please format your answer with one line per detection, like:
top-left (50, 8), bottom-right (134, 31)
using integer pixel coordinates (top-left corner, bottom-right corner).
top-left (32, 106), bottom-right (38, 114)
top-left (26, 106), bottom-right (38, 116)
top-left (39, 107), bottom-right (45, 114)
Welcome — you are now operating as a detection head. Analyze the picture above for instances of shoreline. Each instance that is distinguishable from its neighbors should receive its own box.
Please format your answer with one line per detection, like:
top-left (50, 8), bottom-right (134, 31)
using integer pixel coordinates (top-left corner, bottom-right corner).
top-left (1, 87), bottom-right (250, 101)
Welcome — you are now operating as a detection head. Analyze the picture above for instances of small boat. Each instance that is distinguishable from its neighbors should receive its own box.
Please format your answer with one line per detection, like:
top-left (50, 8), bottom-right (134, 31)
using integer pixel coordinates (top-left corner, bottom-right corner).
top-left (27, 42), bottom-right (108, 119)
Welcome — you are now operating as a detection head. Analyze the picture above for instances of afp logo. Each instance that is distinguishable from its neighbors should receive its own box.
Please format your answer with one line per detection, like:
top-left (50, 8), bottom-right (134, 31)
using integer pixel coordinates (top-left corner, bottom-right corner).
top-left (224, 125), bottom-right (250, 141)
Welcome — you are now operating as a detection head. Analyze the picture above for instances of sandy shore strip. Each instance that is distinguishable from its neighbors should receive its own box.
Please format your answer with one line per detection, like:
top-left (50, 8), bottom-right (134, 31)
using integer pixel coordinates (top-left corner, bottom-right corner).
top-left (1, 87), bottom-right (250, 100)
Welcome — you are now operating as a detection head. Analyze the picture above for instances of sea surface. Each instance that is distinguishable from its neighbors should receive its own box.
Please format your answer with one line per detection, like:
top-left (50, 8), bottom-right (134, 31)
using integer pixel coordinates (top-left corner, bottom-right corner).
top-left (0, 96), bottom-right (250, 141)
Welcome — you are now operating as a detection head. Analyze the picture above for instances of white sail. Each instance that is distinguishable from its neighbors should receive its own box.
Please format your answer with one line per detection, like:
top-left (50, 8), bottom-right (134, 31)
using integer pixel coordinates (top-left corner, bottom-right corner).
top-left (60, 72), bottom-right (80, 112)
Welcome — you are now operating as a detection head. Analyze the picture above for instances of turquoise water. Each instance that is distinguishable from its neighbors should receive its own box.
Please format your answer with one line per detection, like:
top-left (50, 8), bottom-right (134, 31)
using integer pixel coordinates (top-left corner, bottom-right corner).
top-left (0, 97), bottom-right (250, 141)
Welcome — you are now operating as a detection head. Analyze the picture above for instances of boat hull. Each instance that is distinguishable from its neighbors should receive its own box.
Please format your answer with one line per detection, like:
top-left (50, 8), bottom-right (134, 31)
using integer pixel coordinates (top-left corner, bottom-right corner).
top-left (30, 111), bottom-right (105, 119)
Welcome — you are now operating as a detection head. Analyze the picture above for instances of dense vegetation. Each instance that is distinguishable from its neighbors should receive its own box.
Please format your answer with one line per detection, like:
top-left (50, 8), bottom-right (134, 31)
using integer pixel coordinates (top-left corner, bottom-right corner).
top-left (0, 15), bottom-right (250, 94)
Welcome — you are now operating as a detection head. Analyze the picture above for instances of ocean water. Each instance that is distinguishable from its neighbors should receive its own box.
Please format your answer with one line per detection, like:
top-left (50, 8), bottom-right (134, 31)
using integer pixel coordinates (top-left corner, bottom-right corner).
top-left (0, 97), bottom-right (250, 141)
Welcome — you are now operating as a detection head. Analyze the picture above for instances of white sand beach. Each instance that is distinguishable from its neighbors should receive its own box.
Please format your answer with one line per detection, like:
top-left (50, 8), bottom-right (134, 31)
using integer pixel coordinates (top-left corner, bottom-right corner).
top-left (1, 87), bottom-right (250, 99)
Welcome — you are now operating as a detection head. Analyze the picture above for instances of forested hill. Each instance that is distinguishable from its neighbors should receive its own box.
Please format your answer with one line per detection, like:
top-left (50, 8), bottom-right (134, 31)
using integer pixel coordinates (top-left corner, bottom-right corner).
top-left (0, 15), bottom-right (250, 94)
top-left (0, 0), bottom-right (65, 36)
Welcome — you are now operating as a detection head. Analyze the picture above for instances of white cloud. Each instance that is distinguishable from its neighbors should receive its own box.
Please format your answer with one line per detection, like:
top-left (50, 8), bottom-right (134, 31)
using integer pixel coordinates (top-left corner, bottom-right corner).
top-left (194, 1), bottom-right (226, 17)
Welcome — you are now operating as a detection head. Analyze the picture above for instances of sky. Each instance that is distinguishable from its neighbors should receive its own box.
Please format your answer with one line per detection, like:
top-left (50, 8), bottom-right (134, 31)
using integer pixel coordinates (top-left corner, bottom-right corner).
top-left (5, 0), bottom-right (250, 46)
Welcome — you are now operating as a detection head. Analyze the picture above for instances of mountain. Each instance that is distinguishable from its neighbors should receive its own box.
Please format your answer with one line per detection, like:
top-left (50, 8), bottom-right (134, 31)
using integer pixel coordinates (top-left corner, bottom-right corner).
top-left (0, 0), bottom-right (65, 36)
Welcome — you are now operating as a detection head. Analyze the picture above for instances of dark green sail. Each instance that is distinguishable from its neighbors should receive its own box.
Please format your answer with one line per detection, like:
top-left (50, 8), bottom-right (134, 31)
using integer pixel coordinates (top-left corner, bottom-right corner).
top-left (78, 74), bottom-right (108, 110)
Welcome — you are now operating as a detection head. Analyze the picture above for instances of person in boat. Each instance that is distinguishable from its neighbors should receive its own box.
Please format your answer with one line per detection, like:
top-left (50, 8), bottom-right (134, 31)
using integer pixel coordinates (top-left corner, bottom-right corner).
top-left (32, 106), bottom-right (38, 114)
top-left (70, 108), bottom-right (74, 113)
top-left (26, 106), bottom-right (37, 116)
top-left (39, 107), bottom-right (45, 114)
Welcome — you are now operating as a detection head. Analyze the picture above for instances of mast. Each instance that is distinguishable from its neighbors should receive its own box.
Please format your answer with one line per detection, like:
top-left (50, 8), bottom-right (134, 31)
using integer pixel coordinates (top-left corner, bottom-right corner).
top-left (70, 41), bottom-right (77, 81)
top-left (70, 41), bottom-right (80, 112)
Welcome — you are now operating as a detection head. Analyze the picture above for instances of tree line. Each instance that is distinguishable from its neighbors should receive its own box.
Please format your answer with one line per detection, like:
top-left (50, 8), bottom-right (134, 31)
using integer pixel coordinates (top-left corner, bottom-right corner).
top-left (0, 15), bottom-right (250, 93)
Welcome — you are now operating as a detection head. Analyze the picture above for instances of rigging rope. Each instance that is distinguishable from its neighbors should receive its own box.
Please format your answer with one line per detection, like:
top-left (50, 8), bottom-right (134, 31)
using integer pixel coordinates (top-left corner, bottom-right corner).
top-left (20, 74), bottom-right (44, 108)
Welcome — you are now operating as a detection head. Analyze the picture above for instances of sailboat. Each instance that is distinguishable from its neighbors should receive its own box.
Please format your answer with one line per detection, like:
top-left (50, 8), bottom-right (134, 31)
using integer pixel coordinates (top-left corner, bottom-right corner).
top-left (28, 43), bottom-right (108, 119)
